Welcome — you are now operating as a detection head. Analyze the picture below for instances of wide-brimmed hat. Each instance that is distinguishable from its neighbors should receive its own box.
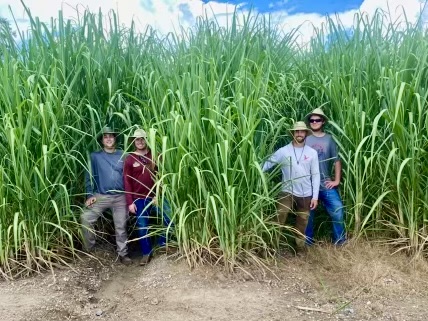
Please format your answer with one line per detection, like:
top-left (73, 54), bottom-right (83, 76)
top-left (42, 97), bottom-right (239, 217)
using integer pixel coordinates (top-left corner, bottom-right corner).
top-left (97, 126), bottom-right (118, 138)
top-left (289, 121), bottom-right (312, 133)
top-left (305, 107), bottom-right (329, 122)
top-left (129, 128), bottom-right (147, 139)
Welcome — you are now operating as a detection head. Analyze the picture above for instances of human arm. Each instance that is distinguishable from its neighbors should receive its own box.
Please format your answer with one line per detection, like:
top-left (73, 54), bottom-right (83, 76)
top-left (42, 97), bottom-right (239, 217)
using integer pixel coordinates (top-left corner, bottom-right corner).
top-left (325, 159), bottom-right (342, 189)
top-left (123, 155), bottom-right (136, 212)
top-left (310, 199), bottom-right (318, 210)
top-left (261, 149), bottom-right (281, 172)
top-left (128, 203), bottom-right (137, 214)
top-left (150, 152), bottom-right (159, 205)
top-left (84, 154), bottom-right (96, 207)
top-left (85, 196), bottom-right (97, 207)
top-left (325, 138), bottom-right (341, 189)
top-left (310, 152), bottom-right (320, 210)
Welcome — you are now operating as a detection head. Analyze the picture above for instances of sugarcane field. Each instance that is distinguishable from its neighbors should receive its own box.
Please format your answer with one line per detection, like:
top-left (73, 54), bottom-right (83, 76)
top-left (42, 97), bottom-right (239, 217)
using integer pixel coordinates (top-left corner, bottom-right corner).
top-left (0, 1), bottom-right (428, 320)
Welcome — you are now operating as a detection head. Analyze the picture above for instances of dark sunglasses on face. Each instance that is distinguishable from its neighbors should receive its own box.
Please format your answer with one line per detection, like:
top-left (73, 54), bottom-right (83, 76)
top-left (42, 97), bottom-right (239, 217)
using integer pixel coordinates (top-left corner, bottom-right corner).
top-left (309, 118), bottom-right (323, 123)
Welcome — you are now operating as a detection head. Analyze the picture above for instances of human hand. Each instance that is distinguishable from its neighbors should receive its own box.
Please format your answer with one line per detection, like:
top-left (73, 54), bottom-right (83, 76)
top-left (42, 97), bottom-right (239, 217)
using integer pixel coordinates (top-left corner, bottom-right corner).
top-left (128, 203), bottom-right (137, 214)
top-left (152, 197), bottom-right (157, 206)
top-left (85, 196), bottom-right (96, 208)
top-left (310, 199), bottom-right (318, 210)
top-left (325, 180), bottom-right (339, 189)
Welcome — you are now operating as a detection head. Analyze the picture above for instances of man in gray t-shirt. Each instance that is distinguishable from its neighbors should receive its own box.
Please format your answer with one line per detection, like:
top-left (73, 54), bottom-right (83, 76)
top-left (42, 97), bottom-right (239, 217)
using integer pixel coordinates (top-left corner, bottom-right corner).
top-left (81, 127), bottom-right (132, 265)
top-left (306, 133), bottom-right (339, 191)
top-left (305, 108), bottom-right (346, 245)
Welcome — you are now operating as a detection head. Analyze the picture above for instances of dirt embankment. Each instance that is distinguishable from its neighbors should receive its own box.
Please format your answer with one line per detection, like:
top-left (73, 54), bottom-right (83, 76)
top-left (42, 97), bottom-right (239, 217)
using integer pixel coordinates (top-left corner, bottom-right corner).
top-left (1, 242), bottom-right (428, 321)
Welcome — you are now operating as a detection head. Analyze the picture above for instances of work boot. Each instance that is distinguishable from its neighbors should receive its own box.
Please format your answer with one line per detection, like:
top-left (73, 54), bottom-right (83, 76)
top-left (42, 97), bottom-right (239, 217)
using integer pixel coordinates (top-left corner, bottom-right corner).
top-left (119, 255), bottom-right (132, 266)
top-left (139, 255), bottom-right (150, 266)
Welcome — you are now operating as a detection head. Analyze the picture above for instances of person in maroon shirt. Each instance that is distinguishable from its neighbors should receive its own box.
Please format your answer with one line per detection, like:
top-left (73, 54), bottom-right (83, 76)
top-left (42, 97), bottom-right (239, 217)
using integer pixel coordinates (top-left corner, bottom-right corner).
top-left (124, 128), bottom-right (171, 265)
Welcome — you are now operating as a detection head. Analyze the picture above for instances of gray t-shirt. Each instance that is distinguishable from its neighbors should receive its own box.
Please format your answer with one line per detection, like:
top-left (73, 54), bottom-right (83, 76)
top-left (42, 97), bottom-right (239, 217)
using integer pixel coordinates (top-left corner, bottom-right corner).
top-left (85, 150), bottom-right (125, 196)
top-left (305, 134), bottom-right (339, 191)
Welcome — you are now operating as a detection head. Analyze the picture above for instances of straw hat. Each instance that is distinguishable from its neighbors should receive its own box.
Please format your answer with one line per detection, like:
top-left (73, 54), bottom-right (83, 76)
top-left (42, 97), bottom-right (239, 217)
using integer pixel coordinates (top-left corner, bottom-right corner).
top-left (129, 128), bottom-right (147, 140)
top-left (289, 121), bottom-right (312, 133)
top-left (305, 107), bottom-right (329, 122)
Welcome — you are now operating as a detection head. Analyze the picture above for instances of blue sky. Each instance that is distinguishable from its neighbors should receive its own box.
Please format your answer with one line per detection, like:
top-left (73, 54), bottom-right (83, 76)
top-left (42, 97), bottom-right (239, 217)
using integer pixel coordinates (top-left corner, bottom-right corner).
top-left (0, 0), bottom-right (425, 44)
top-left (202, 0), bottom-right (364, 15)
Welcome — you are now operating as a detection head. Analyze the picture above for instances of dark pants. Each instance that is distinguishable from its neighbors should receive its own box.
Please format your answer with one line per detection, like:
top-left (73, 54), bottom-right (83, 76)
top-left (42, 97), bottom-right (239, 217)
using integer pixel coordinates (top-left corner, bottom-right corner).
top-left (134, 198), bottom-right (172, 256)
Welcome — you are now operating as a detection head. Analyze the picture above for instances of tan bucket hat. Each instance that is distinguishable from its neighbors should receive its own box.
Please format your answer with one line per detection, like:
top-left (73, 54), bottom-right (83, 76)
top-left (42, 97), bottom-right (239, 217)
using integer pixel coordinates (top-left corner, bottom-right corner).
top-left (305, 107), bottom-right (329, 122)
top-left (289, 121), bottom-right (312, 133)
top-left (129, 128), bottom-right (147, 140)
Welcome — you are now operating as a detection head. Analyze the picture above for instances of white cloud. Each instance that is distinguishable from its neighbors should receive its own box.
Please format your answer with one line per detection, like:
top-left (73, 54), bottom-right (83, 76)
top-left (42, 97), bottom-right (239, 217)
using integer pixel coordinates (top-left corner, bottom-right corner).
top-left (0, 0), bottom-right (240, 36)
top-left (0, 0), bottom-right (425, 42)
top-left (360, 0), bottom-right (424, 23)
top-left (269, 1), bottom-right (289, 10)
top-left (268, 0), bottom-right (425, 45)
top-left (0, 0), bottom-right (125, 34)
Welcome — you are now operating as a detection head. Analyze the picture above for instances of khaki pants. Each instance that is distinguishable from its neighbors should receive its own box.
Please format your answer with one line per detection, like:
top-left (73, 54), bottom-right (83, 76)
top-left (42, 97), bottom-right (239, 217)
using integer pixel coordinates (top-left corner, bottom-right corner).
top-left (277, 192), bottom-right (311, 249)
top-left (81, 194), bottom-right (128, 256)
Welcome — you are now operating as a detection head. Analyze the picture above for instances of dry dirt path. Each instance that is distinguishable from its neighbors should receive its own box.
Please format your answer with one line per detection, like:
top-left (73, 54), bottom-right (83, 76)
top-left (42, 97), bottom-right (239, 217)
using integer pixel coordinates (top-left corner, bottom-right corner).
top-left (1, 243), bottom-right (428, 321)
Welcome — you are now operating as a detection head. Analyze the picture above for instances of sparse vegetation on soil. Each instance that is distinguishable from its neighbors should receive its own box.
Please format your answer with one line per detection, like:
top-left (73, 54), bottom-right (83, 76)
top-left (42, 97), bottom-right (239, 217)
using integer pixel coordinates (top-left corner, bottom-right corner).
top-left (1, 242), bottom-right (427, 321)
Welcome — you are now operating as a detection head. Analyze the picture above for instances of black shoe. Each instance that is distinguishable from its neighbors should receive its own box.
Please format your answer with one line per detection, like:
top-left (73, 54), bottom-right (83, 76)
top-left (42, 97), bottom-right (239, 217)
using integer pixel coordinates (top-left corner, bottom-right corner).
top-left (119, 255), bottom-right (132, 266)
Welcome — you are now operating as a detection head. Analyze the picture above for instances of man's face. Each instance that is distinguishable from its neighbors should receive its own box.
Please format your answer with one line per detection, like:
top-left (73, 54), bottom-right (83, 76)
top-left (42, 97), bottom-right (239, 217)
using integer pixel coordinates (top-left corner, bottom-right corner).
top-left (102, 133), bottom-right (116, 148)
top-left (308, 116), bottom-right (325, 131)
top-left (293, 130), bottom-right (307, 143)
top-left (134, 137), bottom-right (147, 150)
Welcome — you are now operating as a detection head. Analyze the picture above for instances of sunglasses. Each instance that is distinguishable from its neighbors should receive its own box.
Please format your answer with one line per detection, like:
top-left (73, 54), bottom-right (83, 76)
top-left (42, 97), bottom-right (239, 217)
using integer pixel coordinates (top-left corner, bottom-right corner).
top-left (309, 118), bottom-right (323, 123)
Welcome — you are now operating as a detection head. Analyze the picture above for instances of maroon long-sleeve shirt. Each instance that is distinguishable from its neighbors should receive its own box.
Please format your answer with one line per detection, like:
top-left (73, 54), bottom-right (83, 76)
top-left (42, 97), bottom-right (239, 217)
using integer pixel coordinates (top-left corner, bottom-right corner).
top-left (123, 151), bottom-right (156, 206)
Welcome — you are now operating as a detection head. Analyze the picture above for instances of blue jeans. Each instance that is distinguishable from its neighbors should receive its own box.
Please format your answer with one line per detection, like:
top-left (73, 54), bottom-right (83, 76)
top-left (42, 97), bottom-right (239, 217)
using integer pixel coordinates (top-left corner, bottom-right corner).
top-left (306, 188), bottom-right (346, 245)
top-left (134, 198), bottom-right (172, 256)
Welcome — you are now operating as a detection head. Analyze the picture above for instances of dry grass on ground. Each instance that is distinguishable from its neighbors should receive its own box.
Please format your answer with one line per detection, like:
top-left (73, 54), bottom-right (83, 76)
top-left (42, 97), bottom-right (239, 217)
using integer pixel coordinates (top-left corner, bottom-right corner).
top-left (1, 241), bottom-right (427, 321)
top-left (303, 241), bottom-right (428, 295)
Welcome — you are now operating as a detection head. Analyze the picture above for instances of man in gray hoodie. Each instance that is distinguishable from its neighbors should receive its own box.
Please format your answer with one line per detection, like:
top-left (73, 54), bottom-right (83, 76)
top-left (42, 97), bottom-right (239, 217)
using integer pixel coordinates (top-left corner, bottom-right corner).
top-left (81, 127), bottom-right (132, 265)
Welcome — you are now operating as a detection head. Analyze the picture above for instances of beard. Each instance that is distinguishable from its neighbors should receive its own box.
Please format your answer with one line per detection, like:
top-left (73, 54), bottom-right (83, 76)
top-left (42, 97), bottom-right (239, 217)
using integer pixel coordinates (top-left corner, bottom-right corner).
top-left (294, 136), bottom-right (305, 143)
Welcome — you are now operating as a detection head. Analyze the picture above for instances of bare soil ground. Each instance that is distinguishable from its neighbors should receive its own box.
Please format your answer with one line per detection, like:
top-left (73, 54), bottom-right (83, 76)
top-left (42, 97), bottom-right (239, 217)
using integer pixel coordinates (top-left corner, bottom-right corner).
top-left (1, 242), bottom-right (428, 321)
